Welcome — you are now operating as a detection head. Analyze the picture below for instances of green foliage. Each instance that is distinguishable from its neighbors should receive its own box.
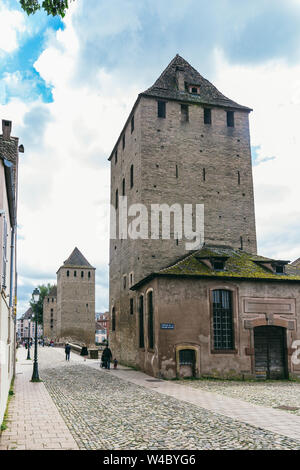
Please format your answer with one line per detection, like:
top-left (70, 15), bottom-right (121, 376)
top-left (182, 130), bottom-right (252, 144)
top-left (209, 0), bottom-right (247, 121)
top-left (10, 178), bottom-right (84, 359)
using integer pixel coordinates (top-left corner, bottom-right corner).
top-left (30, 283), bottom-right (56, 324)
top-left (20, 0), bottom-right (73, 18)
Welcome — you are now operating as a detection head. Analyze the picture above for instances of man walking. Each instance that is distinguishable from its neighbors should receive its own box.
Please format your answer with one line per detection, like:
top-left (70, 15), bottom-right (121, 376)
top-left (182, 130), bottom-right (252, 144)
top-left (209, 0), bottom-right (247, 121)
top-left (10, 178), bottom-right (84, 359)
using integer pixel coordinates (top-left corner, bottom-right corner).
top-left (101, 345), bottom-right (113, 370)
top-left (65, 343), bottom-right (71, 361)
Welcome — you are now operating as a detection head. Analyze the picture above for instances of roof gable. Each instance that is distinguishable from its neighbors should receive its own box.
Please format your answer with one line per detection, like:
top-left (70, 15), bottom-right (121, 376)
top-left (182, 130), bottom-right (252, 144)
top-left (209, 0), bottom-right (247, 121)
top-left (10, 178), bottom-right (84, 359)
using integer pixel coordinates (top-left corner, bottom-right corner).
top-left (141, 54), bottom-right (251, 111)
top-left (63, 247), bottom-right (93, 268)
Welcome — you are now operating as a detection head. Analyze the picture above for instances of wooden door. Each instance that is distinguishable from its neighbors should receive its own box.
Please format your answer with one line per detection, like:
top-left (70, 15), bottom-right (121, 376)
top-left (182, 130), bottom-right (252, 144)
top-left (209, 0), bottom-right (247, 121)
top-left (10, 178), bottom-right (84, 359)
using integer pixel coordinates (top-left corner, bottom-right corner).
top-left (254, 326), bottom-right (287, 379)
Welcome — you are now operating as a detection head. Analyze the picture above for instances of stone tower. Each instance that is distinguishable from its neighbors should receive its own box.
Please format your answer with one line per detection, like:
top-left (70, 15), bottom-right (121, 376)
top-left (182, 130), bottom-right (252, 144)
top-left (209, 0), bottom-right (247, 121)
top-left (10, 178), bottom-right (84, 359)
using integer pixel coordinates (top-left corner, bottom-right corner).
top-left (42, 286), bottom-right (57, 340)
top-left (56, 247), bottom-right (96, 346)
top-left (109, 55), bottom-right (257, 364)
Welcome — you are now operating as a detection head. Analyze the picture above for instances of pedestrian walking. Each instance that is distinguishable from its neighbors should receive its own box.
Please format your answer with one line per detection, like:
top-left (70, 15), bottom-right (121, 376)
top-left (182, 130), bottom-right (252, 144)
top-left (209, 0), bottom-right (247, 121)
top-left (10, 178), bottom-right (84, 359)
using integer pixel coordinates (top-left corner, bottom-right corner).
top-left (101, 345), bottom-right (113, 370)
top-left (80, 345), bottom-right (89, 361)
top-left (65, 343), bottom-right (71, 361)
top-left (113, 358), bottom-right (118, 369)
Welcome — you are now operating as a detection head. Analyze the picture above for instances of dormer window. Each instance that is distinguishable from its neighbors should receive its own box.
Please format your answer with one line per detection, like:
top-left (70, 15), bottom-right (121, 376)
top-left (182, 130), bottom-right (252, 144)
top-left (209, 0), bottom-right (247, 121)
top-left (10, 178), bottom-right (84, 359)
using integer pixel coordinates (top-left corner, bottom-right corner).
top-left (212, 260), bottom-right (226, 271)
top-left (189, 85), bottom-right (200, 94)
top-left (275, 265), bottom-right (284, 274)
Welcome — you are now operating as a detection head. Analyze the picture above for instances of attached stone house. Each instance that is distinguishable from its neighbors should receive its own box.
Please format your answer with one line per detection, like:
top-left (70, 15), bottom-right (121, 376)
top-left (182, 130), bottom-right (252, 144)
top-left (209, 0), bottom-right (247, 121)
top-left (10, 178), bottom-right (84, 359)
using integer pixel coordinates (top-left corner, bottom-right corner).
top-left (108, 54), bottom-right (300, 380)
top-left (131, 246), bottom-right (300, 379)
top-left (43, 247), bottom-right (96, 346)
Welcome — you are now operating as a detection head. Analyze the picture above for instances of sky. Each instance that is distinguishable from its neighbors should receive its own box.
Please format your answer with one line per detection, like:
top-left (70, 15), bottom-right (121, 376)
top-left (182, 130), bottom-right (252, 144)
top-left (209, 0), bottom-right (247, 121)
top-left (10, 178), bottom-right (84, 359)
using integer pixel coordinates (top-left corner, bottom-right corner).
top-left (1, 0), bottom-right (300, 317)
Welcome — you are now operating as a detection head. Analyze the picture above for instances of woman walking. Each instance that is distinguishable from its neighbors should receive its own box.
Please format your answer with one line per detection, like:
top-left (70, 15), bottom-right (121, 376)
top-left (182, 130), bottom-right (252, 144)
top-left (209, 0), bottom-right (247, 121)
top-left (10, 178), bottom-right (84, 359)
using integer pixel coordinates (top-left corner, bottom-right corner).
top-left (80, 345), bottom-right (89, 361)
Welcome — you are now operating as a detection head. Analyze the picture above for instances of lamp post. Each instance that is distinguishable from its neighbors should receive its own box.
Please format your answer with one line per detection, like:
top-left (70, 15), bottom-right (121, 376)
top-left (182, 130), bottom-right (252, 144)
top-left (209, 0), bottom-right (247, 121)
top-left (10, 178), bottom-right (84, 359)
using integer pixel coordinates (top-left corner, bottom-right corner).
top-left (26, 322), bottom-right (31, 360)
top-left (31, 288), bottom-right (41, 382)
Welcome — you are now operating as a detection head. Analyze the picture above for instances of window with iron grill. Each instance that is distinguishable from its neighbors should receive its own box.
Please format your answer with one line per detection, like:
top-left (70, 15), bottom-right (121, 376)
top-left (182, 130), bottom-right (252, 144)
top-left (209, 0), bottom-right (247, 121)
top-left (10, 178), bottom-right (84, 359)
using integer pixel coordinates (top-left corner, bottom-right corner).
top-left (212, 290), bottom-right (234, 350)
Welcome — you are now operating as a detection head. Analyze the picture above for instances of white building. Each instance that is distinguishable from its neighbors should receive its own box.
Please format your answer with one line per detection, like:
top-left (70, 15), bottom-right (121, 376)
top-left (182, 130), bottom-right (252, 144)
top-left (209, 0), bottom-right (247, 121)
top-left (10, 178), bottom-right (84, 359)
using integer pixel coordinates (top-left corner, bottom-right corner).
top-left (0, 120), bottom-right (21, 425)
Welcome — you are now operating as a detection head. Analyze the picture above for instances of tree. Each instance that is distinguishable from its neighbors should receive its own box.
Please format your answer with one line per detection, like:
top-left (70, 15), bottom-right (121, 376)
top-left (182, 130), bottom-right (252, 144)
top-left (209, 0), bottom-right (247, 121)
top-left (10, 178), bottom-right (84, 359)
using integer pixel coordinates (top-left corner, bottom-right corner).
top-left (20, 0), bottom-right (73, 18)
top-left (30, 283), bottom-right (56, 324)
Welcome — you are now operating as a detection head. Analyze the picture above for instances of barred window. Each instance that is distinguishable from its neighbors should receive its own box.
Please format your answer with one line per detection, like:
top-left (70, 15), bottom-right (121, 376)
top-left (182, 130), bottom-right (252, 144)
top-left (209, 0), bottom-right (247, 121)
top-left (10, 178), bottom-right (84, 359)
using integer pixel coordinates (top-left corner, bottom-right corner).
top-left (212, 289), bottom-right (234, 350)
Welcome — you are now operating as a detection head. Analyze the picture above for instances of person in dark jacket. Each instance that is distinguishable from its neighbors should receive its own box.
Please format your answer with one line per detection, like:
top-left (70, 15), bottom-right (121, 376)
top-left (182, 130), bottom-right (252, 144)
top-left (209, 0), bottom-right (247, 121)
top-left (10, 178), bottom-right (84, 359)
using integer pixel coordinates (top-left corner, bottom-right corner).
top-left (80, 345), bottom-right (89, 361)
top-left (101, 345), bottom-right (113, 370)
top-left (65, 343), bottom-right (71, 361)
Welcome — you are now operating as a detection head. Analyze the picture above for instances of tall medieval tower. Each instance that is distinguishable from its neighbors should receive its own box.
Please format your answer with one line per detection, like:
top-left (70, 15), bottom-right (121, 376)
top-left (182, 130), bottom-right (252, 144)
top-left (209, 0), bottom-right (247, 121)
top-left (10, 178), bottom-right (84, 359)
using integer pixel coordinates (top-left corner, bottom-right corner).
top-left (109, 55), bottom-right (257, 364)
top-left (43, 247), bottom-right (96, 346)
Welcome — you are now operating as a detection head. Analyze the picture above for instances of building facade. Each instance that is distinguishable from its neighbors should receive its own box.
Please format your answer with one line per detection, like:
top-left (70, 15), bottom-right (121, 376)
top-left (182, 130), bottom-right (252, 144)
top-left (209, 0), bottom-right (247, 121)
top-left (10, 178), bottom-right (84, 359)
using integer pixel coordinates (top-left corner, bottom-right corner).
top-left (95, 312), bottom-right (109, 344)
top-left (43, 248), bottom-right (96, 346)
top-left (0, 120), bottom-right (21, 425)
top-left (16, 307), bottom-right (43, 342)
top-left (108, 55), bottom-right (300, 379)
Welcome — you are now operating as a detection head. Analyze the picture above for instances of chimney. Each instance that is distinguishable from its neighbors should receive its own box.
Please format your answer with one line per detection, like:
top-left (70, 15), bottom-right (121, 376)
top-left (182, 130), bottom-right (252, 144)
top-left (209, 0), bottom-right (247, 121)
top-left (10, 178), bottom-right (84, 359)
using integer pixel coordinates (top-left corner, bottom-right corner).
top-left (2, 120), bottom-right (12, 140)
top-left (176, 66), bottom-right (185, 92)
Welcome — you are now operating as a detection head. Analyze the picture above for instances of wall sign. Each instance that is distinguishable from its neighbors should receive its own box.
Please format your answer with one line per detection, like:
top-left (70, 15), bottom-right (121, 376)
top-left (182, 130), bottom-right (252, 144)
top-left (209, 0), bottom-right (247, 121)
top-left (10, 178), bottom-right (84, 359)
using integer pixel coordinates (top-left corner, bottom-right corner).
top-left (160, 323), bottom-right (175, 329)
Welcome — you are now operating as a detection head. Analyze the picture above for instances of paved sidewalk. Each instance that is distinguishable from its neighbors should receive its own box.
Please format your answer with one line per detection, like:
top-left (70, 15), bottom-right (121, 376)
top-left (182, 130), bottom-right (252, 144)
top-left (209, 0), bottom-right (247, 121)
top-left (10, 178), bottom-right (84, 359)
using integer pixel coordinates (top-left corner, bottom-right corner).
top-left (86, 361), bottom-right (300, 442)
top-left (0, 348), bottom-right (78, 450)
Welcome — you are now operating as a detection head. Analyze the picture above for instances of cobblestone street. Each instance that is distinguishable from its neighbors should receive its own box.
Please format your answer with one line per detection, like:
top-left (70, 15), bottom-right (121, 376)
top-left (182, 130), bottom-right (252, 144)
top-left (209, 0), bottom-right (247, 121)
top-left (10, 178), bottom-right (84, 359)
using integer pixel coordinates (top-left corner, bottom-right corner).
top-left (2, 346), bottom-right (300, 450)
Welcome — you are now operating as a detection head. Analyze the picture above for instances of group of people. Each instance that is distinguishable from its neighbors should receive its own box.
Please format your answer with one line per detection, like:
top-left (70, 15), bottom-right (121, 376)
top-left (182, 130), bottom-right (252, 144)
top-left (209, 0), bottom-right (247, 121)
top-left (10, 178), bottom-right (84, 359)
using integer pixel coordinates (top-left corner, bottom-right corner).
top-left (64, 343), bottom-right (117, 370)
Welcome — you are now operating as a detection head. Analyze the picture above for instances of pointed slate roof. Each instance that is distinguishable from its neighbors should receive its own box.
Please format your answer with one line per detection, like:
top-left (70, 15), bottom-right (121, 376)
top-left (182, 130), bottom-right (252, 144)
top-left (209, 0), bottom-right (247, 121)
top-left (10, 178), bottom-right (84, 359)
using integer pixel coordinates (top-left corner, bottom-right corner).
top-left (63, 247), bottom-right (94, 268)
top-left (141, 54), bottom-right (251, 111)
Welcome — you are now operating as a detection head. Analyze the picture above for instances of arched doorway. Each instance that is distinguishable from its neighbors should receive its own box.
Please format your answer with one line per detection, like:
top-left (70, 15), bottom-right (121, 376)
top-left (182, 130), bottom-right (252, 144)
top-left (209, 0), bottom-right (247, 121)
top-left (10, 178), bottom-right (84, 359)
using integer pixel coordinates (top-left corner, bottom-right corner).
top-left (254, 326), bottom-right (288, 379)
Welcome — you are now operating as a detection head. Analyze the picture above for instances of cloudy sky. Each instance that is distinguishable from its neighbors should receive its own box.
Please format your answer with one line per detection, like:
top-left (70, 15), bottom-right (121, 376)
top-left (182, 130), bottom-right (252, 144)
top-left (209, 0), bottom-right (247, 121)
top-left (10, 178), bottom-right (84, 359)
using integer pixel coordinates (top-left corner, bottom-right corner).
top-left (1, 0), bottom-right (300, 317)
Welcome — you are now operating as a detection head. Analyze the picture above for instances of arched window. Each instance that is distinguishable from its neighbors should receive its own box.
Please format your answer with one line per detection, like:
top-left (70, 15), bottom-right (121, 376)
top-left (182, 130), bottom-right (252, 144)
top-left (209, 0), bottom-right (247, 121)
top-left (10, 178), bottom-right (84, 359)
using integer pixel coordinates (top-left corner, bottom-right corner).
top-left (130, 164), bottom-right (134, 188)
top-left (112, 307), bottom-right (116, 332)
top-left (139, 296), bottom-right (144, 348)
top-left (212, 289), bottom-right (234, 350)
top-left (147, 291), bottom-right (154, 349)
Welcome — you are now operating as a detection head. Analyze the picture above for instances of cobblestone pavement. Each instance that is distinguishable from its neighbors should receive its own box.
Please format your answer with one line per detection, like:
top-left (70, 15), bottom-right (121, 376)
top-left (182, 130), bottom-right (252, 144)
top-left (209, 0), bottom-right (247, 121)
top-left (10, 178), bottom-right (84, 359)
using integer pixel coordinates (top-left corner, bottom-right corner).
top-left (176, 379), bottom-right (300, 415)
top-left (36, 349), bottom-right (300, 450)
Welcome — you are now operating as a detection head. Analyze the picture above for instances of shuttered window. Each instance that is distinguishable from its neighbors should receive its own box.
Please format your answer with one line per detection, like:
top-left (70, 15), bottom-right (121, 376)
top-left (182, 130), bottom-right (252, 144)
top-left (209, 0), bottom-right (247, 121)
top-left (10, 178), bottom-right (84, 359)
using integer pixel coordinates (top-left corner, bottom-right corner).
top-left (212, 290), bottom-right (234, 350)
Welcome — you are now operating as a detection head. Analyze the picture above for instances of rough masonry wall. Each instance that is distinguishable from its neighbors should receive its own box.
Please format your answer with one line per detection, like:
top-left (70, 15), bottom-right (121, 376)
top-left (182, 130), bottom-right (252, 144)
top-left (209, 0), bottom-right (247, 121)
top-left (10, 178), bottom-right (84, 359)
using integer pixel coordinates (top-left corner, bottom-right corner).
top-left (109, 95), bottom-right (257, 367)
top-left (57, 267), bottom-right (95, 346)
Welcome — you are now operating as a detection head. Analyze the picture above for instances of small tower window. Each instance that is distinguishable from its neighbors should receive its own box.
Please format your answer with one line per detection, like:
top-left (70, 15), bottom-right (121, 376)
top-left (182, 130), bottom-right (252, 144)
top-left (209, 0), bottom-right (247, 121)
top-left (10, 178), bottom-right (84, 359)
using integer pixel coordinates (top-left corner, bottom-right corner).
top-left (47, 297), bottom-right (49, 303)
top-left (115, 189), bottom-right (118, 209)
top-left (131, 115), bottom-right (134, 133)
top-left (181, 104), bottom-right (189, 122)
top-left (81, 271), bottom-right (84, 278)
top-left (74, 270), bottom-right (77, 277)
top-left (122, 134), bottom-right (125, 149)
top-left (88, 271), bottom-right (91, 278)
top-left (157, 101), bottom-right (166, 118)
top-left (204, 108), bottom-right (211, 125)
top-left (115, 150), bottom-right (118, 165)
top-left (130, 298), bottom-right (134, 315)
top-left (130, 164), bottom-right (134, 189)
top-left (123, 275), bottom-right (127, 289)
top-left (67, 271), bottom-right (69, 277)
top-left (112, 307), bottom-right (116, 331)
top-left (203, 168), bottom-right (206, 181)
top-left (176, 165), bottom-right (178, 178)
top-left (238, 171), bottom-right (240, 185)
top-left (227, 111), bottom-right (234, 127)
top-left (122, 178), bottom-right (125, 196)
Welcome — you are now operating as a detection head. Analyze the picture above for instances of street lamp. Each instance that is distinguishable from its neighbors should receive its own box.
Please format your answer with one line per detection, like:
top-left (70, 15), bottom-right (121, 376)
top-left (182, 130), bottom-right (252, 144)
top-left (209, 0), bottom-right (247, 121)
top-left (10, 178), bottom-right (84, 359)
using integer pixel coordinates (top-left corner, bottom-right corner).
top-left (26, 322), bottom-right (31, 360)
top-left (31, 288), bottom-right (41, 382)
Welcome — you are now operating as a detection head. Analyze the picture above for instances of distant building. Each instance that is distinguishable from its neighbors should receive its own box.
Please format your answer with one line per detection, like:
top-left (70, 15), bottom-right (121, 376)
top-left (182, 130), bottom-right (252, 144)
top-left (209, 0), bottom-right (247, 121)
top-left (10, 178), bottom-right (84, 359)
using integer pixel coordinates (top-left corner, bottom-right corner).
top-left (95, 312), bottom-right (109, 344)
top-left (0, 119), bottom-right (21, 425)
top-left (43, 247), bottom-right (96, 346)
top-left (17, 307), bottom-right (43, 341)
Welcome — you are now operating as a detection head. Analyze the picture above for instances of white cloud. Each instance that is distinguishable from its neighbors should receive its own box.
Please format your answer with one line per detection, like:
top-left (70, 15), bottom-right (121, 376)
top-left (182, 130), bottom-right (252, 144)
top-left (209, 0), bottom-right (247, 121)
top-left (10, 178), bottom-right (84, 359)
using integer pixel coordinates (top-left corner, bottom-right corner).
top-left (213, 50), bottom-right (300, 260)
top-left (0, 2), bottom-right (26, 54)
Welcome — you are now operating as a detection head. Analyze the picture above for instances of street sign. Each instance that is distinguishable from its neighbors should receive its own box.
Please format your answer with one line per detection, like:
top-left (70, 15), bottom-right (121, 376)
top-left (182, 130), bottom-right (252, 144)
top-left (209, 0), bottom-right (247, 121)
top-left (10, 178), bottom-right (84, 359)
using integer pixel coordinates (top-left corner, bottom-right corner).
top-left (160, 323), bottom-right (175, 329)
